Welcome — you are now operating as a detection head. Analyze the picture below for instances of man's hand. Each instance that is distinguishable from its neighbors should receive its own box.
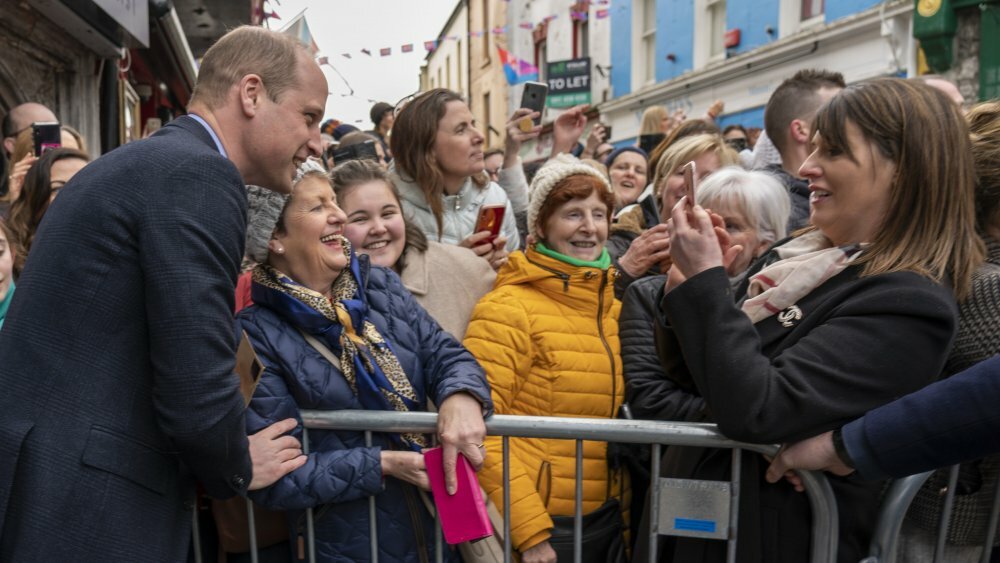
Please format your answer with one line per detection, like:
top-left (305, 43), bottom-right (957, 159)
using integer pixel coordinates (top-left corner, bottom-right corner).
top-left (248, 418), bottom-right (306, 491)
top-left (436, 392), bottom-right (487, 494)
top-left (551, 104), bottom-right (589, 156)
top-left (765, 431), bottom-right (855, 492)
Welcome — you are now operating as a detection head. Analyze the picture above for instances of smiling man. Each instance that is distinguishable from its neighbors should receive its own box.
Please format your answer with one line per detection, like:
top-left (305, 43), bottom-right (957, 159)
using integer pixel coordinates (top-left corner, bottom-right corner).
top-left (0, 26), bottom-right (327, 561)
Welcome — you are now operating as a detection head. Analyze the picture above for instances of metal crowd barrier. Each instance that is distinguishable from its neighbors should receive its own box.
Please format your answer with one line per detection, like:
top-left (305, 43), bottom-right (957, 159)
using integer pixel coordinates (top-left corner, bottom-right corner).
top-left (865, 464), bottom-right (1000, 563)
top-left (194, 410), bottom-right (841, 563)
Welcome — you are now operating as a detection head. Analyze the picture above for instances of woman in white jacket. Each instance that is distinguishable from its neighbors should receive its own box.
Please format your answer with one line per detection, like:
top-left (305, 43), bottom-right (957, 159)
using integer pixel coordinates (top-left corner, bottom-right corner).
top-left (390, 88), bottom-right (520, 270)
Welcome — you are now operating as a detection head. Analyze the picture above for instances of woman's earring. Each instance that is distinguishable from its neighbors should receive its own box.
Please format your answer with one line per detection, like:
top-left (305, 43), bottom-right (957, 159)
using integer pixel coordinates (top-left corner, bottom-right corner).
top-left (275, 246), bottom-right (285, 255)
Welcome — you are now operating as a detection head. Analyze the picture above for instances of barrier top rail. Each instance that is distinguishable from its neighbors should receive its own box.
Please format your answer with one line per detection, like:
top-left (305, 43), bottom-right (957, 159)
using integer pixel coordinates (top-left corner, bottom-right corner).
top-left (301, 409), bottom-right (840, 563)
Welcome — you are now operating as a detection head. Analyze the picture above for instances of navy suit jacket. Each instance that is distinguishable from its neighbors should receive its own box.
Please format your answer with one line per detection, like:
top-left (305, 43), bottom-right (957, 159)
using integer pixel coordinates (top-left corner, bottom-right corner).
top-left (0, 116), bottom-right (253, 561)
top-left (844, 353), bottom-right (1000, 480)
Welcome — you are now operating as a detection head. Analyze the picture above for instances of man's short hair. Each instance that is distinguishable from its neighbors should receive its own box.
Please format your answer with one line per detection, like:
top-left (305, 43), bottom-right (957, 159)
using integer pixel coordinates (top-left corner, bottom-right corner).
top-left (764, 69), bottom-right (846, 155)
top-left (191, 26), bottom-right (307, 109)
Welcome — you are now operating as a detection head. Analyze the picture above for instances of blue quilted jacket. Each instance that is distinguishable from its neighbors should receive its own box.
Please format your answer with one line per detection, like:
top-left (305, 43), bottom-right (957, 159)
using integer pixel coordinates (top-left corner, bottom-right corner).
top-left (238, 258), bottom-right (493, 562)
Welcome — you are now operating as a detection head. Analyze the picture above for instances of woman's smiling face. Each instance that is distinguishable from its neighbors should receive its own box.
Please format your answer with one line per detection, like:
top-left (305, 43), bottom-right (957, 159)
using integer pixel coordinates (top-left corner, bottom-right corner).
top-left (340, 180), bottom-right (407, 269)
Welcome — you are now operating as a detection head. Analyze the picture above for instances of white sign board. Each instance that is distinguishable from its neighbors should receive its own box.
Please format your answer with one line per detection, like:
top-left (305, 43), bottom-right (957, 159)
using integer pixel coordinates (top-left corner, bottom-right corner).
top-left (93, 0), bottom-right (149, 47)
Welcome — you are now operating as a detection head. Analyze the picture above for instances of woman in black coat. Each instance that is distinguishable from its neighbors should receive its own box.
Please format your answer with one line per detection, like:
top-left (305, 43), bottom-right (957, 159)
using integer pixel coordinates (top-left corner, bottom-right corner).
top-left (638, 78), bottom-right (985, 563)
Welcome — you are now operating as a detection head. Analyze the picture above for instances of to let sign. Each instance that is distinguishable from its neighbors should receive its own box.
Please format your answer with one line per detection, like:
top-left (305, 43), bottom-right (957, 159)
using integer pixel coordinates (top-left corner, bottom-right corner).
top-left (546, 57), bottom-right (591, 108)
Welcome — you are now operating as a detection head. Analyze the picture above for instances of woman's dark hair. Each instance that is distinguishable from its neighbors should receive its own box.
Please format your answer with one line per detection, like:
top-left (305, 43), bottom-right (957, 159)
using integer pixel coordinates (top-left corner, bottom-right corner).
top-left (390, 88), bottom-right (487, 238)
top-left (966, 101), bottom-right (1000, 233)
top-left (0, 218), bottom-right (21, 279)
top-left (7, 147), bottom-right (89, 257)
top-left (722, 124), bottom-right (748, 137)
top-left (330, 158), bottom-right (424, 273)
top-left (812, 78), bottom-right (982, 299)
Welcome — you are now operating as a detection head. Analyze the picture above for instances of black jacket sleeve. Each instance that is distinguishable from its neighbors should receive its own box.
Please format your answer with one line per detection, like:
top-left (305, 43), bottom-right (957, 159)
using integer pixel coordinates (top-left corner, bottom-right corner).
top-left (658, 267), bottom-right (957, 444)
top-left (622, 275), bottom-right (705, 421)
top-left (843, 354), bottom-right (1000, 480)
top-left (140, 154), bottom-right (252, 498)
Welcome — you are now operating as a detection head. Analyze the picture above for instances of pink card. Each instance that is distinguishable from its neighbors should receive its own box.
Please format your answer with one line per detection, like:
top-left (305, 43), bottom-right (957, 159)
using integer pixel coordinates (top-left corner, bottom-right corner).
top-left (423, 447), bottom-right (493, 545)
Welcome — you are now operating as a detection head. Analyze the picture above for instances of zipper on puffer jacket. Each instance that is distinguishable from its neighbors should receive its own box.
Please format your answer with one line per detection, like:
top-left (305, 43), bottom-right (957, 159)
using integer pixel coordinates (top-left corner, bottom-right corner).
top-left (524, 255), bottom-right (572, 292)
top-left (597, 269), bottom-right (618, 500)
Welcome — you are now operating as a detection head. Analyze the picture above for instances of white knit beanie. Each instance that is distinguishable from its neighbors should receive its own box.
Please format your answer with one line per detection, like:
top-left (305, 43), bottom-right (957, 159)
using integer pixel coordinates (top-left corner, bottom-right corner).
top-left (527, 153), bottom-right (612, 235)
top-left (244, 159), bottom-right (327, 263)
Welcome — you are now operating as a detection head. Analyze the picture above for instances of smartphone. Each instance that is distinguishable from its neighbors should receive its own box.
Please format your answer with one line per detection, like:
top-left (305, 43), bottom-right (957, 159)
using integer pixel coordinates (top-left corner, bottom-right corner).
top-left (602, 123), bottom-right (612, 141)
top-left (519, 81), bottom-right (548, 127)
top-left (474, 204), bottom-right (506, 245)
top-left (32, 122), bottom-right (61, 157)
top-left (681, 161), bottom-right (697, 205)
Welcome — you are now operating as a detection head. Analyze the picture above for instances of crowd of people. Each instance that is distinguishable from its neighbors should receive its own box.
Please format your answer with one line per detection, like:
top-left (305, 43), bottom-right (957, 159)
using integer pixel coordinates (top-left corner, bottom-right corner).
top-left (1, 23), bottom-right (999, 563)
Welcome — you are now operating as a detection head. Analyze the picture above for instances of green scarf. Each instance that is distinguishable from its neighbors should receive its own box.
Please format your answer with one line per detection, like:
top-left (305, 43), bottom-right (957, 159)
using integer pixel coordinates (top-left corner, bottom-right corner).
top-left (535, 242), bottom-right (611, 270)
top-left (0, 281), bottom-right (13, 330)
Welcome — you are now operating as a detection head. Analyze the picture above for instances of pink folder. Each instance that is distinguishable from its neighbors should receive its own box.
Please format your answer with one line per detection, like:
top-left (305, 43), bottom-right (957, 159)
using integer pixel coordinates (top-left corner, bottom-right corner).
top-left (423, 447), bottom-right (493, 545)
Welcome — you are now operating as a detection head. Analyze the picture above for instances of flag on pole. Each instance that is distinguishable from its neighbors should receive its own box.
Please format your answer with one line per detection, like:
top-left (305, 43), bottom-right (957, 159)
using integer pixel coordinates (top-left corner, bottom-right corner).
top-left (278, 11), bottom-right (318, 55)
top-left (401, 43), bottom-right (414, 53)
top-left (380, 47), bottom-right (391, 57)
top-left (497, 46), bottom-right (539, 85)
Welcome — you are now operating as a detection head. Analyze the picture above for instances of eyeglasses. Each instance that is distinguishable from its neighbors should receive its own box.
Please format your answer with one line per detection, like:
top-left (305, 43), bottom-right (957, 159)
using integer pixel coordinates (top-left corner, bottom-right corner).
top-left (393, 91), bottom-right (421, 119)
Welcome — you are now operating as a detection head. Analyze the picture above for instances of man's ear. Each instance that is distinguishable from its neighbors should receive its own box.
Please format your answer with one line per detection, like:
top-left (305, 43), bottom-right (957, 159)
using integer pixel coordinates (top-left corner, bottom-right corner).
top-left (789, 119), bottom-right (811, 146)
top-left (239, 74), bottom-right (265, 118)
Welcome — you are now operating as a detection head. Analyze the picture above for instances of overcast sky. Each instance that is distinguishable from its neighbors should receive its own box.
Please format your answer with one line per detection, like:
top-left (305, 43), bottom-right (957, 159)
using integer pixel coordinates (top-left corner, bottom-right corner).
top-left (269, 0), bottom-right (458, 128)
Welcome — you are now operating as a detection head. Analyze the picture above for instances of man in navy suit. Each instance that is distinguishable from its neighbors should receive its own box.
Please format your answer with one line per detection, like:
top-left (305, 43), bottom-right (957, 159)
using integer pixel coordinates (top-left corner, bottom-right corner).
top-left (765, 354), bottom-right (1000, 485)
top-left (0, 26), bottom-right (327, 560)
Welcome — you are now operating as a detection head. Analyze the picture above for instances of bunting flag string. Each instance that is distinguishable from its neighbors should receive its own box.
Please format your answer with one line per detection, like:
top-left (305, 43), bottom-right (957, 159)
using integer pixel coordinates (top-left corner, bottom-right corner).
top-left (273, 3), bottom-right (610, 63)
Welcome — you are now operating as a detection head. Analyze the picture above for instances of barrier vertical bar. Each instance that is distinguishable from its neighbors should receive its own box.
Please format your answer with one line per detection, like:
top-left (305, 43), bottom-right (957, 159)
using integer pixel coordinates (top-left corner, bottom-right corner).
top-left (191, 503), bottom-right (203, 563)
top-left (305, 428), bottom-right (317, 563)
top-left (434, 509), bottom-right (443, 563)
top-left (365, 430), bottom-right (377, 563)
top-left (727, 447), bottom-right (741, 563)
top-left (933, 465), bottom-right (960, 563)
top-left (978, 476), bottom-right (1000, 563)
top-left (246, 498), bottom-right (259, 563)
top-left (649, 443), bottom-right (661, 563)
top-left (574, 439), bottom-right (583, 563)
top-left (503, 436), bottom-right (512, 563)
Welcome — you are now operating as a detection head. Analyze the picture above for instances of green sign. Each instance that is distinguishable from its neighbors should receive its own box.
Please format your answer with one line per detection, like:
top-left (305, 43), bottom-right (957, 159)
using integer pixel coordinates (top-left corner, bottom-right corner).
top-left (546, 57), bottom-right (592, 108)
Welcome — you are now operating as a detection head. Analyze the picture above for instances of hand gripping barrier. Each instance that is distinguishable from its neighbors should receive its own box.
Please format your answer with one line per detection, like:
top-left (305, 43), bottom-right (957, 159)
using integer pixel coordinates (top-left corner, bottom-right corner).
top-left (193, 411), bottom-right (841, 563)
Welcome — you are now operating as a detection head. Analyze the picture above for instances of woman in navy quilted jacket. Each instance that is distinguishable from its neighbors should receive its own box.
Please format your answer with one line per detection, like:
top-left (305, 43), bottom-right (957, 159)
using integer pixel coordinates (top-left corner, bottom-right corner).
top-left (237, 161), bottom-right (493, 562)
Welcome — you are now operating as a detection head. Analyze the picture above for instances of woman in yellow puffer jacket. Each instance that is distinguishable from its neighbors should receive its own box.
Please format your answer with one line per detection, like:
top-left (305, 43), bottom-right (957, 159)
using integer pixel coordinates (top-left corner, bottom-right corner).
top-left (464, 154), bottom-right (628, 563)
